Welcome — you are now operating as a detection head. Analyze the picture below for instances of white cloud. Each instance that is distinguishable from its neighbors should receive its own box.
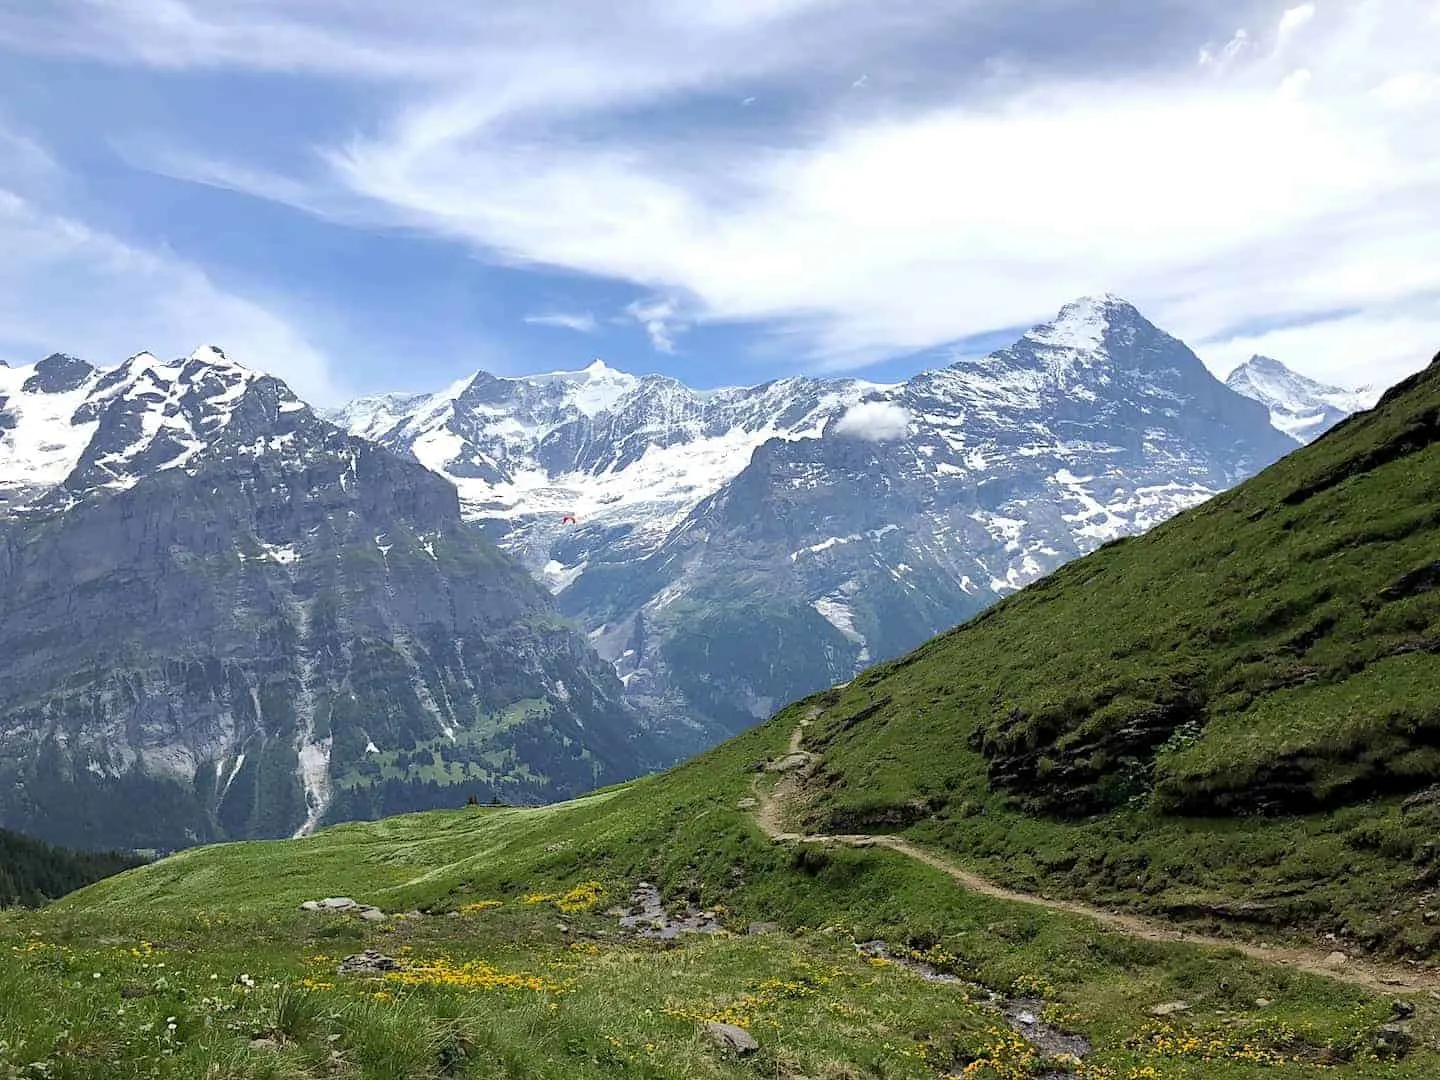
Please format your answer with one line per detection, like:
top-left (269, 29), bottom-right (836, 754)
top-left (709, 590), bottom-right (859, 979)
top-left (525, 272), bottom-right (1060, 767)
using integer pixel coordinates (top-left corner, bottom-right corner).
top-left (523, 311), bottom-right (599, 333)
top-left (1200, 305), bottom-right (1440, 390)
top-left (1276, 4), bottom-right (1317, 46)
top-left (625, 298), bottom-right (686, 354)
top-left (7, 0), bottom-right (1439, 391)
top-left (0, 186), bottom-right (340, 403)
top-left (832, 401), bottom-right (912, 441)
top-left (1372, 71), bottom-right (1440, 108)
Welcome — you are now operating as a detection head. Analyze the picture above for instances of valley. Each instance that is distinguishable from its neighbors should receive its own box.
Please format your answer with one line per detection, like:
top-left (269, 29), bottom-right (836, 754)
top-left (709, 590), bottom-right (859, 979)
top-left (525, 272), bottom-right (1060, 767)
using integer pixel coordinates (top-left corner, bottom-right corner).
top-left (1, 349), bottom-right (1435, 1078)
top-left (3, 2), bottom-right (1435, 1075)
top-left (0, 298), bottom-right (1367, 850)
top-left (333, 297), bottom-right (1314, 744)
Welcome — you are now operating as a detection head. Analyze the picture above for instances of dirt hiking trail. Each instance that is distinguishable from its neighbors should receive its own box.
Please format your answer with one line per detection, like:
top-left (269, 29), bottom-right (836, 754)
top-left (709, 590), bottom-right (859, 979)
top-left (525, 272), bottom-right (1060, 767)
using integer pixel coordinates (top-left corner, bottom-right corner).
top-left (753, 709), bottom-right (1440, 996)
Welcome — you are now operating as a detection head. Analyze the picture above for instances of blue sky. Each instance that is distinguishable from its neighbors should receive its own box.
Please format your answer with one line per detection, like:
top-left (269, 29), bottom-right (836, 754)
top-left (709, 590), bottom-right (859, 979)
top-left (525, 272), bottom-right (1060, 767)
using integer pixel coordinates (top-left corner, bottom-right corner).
top-left (0, 1), bottom-right (1435, 404)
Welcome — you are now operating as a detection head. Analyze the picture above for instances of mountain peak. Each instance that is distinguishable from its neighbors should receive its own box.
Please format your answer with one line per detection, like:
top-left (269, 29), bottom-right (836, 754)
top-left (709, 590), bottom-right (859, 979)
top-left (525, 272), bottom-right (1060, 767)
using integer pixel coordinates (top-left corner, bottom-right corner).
top-left (1024, 294), bottom-right (1145, 353)
top-left (189, 345), bottom-right (230, 364)
top-left (1236, 354), bottom-right (1288, 373)
top-left (584, 358), bottom-right (611, 375)
top-left (1224, 355), bottom-right (1374, 443)
top-left (1226, 355), bottom-right (1341, 396)
top-left (24, 353), bottom-right (97, 395)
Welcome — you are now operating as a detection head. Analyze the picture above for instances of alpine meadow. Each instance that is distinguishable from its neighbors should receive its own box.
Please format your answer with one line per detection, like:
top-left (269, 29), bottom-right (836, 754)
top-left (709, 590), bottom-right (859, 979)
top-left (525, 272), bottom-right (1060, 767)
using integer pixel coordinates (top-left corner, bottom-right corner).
top-left (2, 354), bottom-right (1436, 1078)
top-left (3, 1), bottom-right (1439, 1076)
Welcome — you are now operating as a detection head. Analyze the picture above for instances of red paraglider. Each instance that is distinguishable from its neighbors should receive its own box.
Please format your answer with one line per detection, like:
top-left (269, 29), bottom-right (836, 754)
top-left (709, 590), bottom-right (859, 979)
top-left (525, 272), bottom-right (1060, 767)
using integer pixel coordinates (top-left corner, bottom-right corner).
top-left (560, 514), bottom-right (577, 525)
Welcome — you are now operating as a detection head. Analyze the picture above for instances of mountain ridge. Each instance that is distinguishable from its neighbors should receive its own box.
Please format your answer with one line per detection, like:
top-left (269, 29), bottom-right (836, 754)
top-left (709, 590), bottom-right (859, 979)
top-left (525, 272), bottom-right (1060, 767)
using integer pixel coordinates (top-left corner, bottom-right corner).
top-left (332, 296), bottom-right (1299, 740)
top-left (0, 347), bottom-right (665, 851)
top-left (1225, 354), bottom-right (1378, 443)
top-left (21, 350), bottom-right (1440, 1080)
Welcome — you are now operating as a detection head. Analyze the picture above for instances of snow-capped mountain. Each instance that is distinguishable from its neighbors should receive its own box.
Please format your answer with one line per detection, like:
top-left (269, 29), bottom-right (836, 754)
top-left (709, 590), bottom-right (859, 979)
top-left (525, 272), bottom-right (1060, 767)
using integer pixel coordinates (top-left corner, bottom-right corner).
top-left (326, 359), bottom-right (889, 581)
top-left (0, 347), bottom-right (311, 514)
top-left (0, 348), bottom-right (659, 851)
top-left (335, 296), bottom-right (1300, 738)
top-left (1224, 355), bottom-right (1379, 443)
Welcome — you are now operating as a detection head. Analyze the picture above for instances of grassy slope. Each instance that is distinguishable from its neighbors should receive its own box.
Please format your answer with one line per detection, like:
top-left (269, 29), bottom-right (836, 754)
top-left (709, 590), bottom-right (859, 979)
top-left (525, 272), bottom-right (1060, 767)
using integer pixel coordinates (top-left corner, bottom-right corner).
top-left (5, 355), bottom-right (1437, 1078)
top-left (792, 354), bottom-right (1440, 957)
top-left (1, 699), bottom-right (1434, 1078)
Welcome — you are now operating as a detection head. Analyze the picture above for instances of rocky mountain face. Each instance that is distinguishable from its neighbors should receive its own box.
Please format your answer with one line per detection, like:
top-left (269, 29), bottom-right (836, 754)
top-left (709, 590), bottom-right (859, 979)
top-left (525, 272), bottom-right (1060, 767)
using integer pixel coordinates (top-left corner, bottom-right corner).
top-left (335, 297), bottom-right (1299, 740)
top-left (1225, 355), bottom-right (1379, 443)
top-left (0, 349), bottom-right (657, 852)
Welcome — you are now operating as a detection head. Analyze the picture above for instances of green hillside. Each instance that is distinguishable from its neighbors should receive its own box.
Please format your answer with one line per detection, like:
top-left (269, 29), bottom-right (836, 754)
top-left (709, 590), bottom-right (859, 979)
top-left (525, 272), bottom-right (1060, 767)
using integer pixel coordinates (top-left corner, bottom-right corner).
top-left (794, 351), bottom-right (1440, 955)
top-left (5, 703), bottom-right (1435, 1078)
top-left (2, 352), bottom-right (1437, 1079)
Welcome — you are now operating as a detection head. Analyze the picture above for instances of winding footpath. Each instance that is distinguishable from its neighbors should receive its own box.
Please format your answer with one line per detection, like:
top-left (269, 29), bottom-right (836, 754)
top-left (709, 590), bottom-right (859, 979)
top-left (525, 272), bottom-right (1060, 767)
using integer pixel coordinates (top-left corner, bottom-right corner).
top-left (754, 710), bottom-right (1440, 996)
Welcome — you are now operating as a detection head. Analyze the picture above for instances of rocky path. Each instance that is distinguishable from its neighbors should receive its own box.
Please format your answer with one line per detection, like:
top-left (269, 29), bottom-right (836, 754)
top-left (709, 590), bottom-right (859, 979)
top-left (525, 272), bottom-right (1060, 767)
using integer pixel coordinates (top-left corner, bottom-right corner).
top-left (754, 712), bottom-right (1440, 996)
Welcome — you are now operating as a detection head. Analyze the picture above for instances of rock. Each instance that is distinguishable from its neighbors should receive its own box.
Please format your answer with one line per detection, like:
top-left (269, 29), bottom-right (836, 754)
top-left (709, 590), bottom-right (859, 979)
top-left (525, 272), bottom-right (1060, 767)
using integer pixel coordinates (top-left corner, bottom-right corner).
top-left (747, 922), bottom-right (779, 936)
top-left (1004, 998), bottom-right (1092, 1059)
top-left (617, 882), bottom-right (723, 940)
top-left (764, 752), bottom-right (813, 773)
top-left (1255, 998), bottom-right (1273, 1008)
top-left (1323, 951), bottom-right (1349, 968)
top-left (1391, 1000), bottom-right (1417, 1020)
top-left (249, 1036), bottom-right (281, 1050)
top-left (736, 797), bottom-right (758, 810)
top-left (302, 897), bottom-right (385, 920)
top-left (705, 1021), bottom-right (759, 1056)
top-left (1373, 1023), bottom-right (1415, 1060)
top-left (338, 950), bottom-right (402, 976)
top-left (1148, 1002), bottom-right (1190, 1017)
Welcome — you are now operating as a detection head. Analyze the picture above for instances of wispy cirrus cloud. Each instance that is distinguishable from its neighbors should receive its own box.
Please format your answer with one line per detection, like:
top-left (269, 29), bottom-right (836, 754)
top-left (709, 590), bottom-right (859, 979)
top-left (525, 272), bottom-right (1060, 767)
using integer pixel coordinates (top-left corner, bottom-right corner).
top-left (624, 298), bottom-right (687, 354)
top-left (0, 0), bottom-right (1436, 388)
top-left (0, 123), bottom-right (341, 401)
top-left (523, 311), bottom-right (599, 333)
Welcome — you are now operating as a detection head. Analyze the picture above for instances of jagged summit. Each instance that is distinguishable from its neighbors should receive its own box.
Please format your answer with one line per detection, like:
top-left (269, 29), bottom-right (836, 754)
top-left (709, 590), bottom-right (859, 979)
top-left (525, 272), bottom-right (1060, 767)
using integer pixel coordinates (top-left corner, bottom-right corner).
top-left (332, 297), bottom-right (1298, 740)
top-left (1225, 354), bottom-right (1378, 443)
top-left (0, 343), bottom-right (657, 850)
top-left (0, 345), bottom-right (307, 513)
top-left (24, 354), bottom-right (96, 394)
top-left (1021, 294), bottom-right (1143, 351)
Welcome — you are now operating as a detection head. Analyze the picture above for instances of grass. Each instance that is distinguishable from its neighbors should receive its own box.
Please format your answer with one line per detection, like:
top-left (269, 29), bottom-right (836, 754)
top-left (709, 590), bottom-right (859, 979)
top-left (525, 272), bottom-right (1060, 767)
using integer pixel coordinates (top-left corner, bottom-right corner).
top-left (783, 356), bottom-right (1440, 954)
top-left (4, 697), bottom-right (1438, 1077)
top-left (5, 356), bottom-right (1437, 1076)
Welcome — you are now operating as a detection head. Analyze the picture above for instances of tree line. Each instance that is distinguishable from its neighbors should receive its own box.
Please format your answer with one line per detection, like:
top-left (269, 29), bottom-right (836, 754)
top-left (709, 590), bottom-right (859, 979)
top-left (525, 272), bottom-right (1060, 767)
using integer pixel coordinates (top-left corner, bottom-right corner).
top-left (0, 828), bottom-right (144, 908)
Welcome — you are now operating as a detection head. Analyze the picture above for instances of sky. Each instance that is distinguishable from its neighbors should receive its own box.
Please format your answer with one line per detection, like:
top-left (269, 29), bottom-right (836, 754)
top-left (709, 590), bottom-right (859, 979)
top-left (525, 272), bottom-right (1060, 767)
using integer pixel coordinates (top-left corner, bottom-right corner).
top-left (0, 1), bottom-right (1435, 405)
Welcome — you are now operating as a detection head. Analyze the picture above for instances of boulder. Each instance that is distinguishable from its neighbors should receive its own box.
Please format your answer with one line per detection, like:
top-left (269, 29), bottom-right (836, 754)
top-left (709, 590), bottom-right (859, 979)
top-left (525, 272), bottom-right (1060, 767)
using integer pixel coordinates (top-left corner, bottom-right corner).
top-left (1373, 1023), bottom-right (1415, 1060)
top-left (1148, 1001), bottom-right (1190, 1017)
top-left (705, 1021), bottom-right (759, 1055)
top-left (338, 950), bottom-right (402, 976)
